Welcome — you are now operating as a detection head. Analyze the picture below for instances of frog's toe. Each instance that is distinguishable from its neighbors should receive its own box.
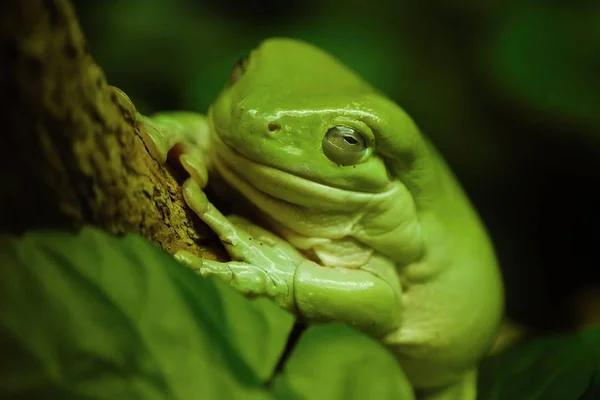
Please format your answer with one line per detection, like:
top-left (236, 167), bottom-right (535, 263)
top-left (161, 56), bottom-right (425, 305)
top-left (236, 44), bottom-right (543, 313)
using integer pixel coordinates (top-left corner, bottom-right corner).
top-left (181, 178), bottom-right (247, 252)
top-left (175, 250), bottom-right (236, 282)
top-left (136, 114), bottom-right (172, 163)
top-left (109, 86), bottom-right (137, 118)
top-left (180, 153), bottom-right (209, 188)
top-left (109, 87), bottom-right (172, 163)
top-left (194, 258), bottom-right (274, 297)
top-left (182, 178), bottom-right (210, 217)
top-left (174, 250), bottom-right (205, 271)
top-left (205, 260), bottom-right (273, 296)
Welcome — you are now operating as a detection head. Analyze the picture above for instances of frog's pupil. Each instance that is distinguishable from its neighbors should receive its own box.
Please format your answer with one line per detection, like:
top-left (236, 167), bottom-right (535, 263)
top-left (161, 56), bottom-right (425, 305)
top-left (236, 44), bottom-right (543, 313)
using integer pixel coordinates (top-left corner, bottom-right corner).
top-left (344, 136), bottom-right (358, 145)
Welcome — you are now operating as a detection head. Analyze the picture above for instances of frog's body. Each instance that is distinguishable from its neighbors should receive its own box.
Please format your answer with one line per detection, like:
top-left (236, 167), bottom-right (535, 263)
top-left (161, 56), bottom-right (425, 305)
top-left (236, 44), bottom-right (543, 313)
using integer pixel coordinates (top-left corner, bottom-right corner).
top-left (138, 38), bottom-right (504, 399)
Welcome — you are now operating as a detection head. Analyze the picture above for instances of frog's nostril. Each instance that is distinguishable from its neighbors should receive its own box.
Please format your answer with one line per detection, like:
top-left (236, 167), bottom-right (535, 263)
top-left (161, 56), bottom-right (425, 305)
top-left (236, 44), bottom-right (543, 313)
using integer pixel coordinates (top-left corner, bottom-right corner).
top-left (267, 122), bottom-right (281, 132)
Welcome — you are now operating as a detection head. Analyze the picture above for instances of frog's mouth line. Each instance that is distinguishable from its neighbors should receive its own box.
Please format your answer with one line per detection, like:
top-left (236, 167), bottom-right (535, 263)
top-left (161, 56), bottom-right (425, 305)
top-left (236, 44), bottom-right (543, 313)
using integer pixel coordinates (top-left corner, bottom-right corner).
top-left (211, 131), bottom-right (393, 213)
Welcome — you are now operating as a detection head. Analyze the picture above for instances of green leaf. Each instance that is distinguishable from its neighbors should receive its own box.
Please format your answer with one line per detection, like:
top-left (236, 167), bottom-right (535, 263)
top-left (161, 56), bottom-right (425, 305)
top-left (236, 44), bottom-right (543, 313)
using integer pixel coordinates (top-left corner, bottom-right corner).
top-left (478, 329), bottom-right (597, 399)
top-left (271, 324), bottom-right (414, 400)
top-left (0, 227), bottom-right (294, 399)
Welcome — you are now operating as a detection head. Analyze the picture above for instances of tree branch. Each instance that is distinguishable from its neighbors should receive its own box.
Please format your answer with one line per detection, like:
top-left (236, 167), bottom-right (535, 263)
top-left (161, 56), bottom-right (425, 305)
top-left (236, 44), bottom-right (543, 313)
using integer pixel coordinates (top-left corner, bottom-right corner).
top-left (0, 0), bottom-right (223, 259)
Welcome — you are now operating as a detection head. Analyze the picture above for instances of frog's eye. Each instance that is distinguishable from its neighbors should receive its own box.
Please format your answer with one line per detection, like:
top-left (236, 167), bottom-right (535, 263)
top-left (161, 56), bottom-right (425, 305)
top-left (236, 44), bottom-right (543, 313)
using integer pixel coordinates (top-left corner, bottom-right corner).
top-left (322, 126), bottom-right (368, 165)
top-left (229, 55), bottom-right (250, 86)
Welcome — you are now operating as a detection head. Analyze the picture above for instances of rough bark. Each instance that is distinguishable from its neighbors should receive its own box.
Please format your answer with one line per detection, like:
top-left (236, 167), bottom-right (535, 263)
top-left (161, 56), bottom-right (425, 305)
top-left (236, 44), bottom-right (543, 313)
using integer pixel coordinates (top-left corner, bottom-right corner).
top-left (0, 0), bottom-right (223, 259)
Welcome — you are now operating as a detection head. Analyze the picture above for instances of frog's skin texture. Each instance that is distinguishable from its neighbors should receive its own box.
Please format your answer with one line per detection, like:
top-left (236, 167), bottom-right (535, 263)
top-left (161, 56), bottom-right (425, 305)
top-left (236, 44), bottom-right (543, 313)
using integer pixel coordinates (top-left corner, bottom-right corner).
top-left (137, 38), bottom-right (504, 400)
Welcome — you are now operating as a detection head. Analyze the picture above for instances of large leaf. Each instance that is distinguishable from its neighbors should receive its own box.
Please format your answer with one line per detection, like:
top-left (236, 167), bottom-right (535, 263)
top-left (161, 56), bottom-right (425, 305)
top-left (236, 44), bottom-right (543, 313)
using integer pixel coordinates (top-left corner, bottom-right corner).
top-left (0, 227), bottom-right (294, 399)
top-left (478, 327), bottom-right (600, 399)
top-left (271, 324), bottom-right (414, 400)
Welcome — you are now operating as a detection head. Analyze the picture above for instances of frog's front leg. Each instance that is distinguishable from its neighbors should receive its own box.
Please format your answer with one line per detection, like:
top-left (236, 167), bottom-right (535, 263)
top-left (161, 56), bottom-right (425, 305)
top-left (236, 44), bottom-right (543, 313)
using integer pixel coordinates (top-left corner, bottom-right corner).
top-left (177, 178), bottom-right (403, 338)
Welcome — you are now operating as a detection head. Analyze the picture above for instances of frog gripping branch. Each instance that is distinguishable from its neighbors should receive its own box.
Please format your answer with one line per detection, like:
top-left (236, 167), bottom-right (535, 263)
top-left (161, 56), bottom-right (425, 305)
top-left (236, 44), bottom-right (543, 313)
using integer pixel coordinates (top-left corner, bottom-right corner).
top-left (139, 39), bottom-right (505, 399)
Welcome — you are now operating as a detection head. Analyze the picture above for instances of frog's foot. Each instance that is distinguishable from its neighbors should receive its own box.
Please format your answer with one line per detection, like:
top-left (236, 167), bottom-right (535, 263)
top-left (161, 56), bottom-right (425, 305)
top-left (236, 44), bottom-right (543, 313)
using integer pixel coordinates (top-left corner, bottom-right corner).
top-left (136, 110), bottom-right (211, 188)
top-left (176, 178), bottom-right (301, 310)
top-left (175, 251), bottom-right (289, 300)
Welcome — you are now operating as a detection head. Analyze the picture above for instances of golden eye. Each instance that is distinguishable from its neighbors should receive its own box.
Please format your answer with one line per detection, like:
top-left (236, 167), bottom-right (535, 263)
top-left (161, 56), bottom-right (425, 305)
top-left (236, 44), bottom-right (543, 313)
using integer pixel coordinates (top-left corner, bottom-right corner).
top-left (229, 55), bottom-right (250, 86)
top-left (322, 126), bottom-right (368, 165)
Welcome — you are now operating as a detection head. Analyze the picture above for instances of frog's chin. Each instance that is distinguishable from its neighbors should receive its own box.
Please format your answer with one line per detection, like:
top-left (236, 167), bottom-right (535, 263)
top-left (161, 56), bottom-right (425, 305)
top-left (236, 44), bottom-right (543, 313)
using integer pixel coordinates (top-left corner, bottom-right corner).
top-left (211, 132), bottom-right (395, 213)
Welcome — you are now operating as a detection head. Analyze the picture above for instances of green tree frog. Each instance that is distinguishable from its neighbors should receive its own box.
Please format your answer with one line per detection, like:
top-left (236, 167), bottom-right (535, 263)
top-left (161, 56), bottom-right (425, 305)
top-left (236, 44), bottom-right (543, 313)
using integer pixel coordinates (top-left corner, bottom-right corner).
top-left (136, 38), bottom-right (504, 400)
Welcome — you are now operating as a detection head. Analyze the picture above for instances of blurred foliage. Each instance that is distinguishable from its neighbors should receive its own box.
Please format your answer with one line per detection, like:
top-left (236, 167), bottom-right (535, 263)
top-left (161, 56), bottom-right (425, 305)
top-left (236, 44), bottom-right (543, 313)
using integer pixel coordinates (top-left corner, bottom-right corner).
top-left (71, 0), bottom-right (600, 331)
top-left (479, 327), bottom-right (600, 399)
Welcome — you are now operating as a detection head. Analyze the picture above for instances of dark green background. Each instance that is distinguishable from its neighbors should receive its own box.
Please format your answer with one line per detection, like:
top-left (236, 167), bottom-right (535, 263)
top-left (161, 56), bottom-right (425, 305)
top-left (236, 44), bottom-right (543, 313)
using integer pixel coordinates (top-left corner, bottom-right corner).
top-left (72, 0), bottom-right (600, 331)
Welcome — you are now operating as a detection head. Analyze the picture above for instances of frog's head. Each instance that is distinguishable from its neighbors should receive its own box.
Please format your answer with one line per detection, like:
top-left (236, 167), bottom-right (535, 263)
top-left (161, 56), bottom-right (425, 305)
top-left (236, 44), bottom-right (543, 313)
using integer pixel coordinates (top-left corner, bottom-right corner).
top-left (209, 38), bottom-right (438, 264)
